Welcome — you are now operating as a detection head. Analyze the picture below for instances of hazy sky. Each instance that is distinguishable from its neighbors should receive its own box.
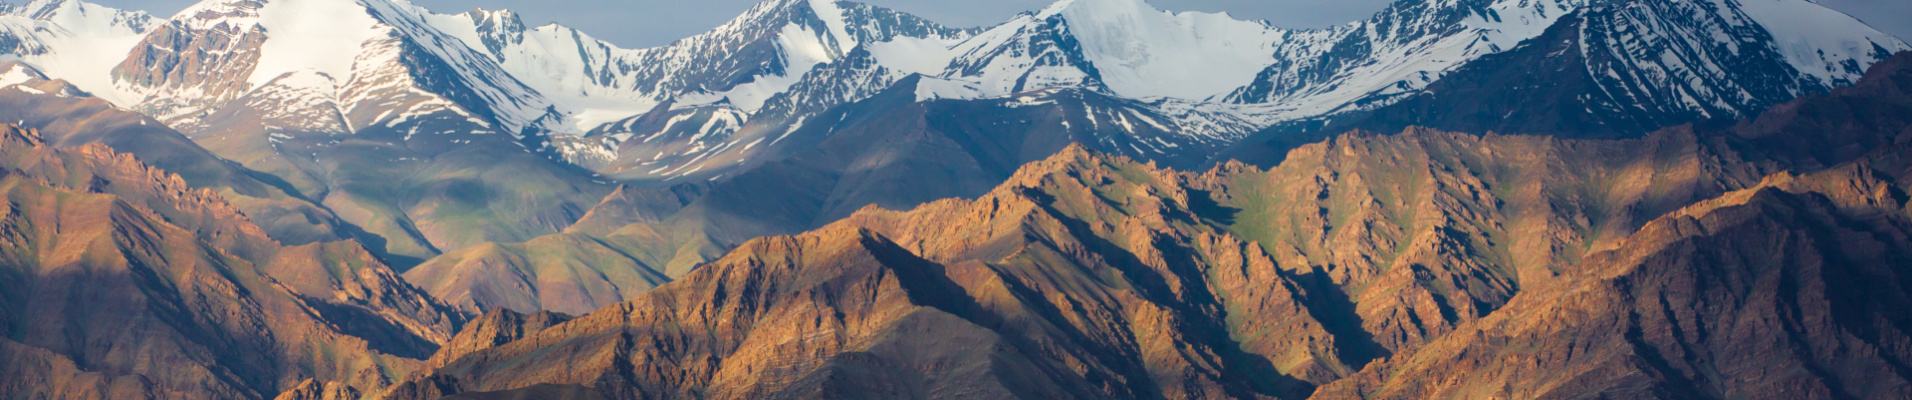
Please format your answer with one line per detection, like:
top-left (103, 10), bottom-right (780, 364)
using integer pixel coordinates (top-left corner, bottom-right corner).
top-left (68, 0), bottom-right (1912, 49)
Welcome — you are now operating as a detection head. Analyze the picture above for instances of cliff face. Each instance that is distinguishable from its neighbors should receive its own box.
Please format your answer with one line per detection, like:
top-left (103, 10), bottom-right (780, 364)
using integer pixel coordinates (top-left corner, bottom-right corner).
top-left (0, 125), bottom-right (464, 400)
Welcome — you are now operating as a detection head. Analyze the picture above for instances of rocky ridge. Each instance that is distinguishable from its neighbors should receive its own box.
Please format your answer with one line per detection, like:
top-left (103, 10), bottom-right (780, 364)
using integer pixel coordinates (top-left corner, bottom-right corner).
top-left (0, 123), bottom-right (466, 400)
top-left (1312, 162), bottom-right (1912, 399)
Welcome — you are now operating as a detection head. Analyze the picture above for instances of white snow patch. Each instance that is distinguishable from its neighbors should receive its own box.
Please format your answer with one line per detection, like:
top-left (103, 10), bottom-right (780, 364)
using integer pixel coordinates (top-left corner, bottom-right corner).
top-left (914, 77), bottom-right (984, 101)
top-left (866, 35), bottom-right (961, 75)
top-left (0, 64), bottom-right (36, 87)
top-left (570, 107), bottom-right (647, 133)
top-left (1052, 0), bottom-right (1282, 100)
top-left (807, 0), bottom-right (855, 52)
top-left (656, 113), bottom-right (696, 136)
top-left (772, 115), bottom-right (806, 144)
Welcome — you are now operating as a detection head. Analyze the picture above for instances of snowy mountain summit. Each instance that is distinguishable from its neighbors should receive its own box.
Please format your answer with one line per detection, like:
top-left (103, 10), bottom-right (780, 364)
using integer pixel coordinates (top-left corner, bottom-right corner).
top-left (545, 0), bottom-right (1908, 181)
top-left (0, 0), bottom-right (1903, 181)
top-left (110, 0), bottom-right (560, 137)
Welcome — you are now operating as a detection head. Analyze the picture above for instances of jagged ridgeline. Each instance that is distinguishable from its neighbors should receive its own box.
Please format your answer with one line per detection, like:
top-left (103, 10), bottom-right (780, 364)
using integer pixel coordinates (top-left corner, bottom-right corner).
top-left (0, 0), bottom-right (1910, 398)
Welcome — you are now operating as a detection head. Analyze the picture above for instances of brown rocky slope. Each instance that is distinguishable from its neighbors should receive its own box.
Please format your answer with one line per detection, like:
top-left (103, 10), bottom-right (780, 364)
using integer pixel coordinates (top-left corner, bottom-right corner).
top-left (0, 61), bottom-right (361, 250)
top-left (1312, 163), bottom-right (1912, 399)
top-left (0, 124), bottom-right (465, 399)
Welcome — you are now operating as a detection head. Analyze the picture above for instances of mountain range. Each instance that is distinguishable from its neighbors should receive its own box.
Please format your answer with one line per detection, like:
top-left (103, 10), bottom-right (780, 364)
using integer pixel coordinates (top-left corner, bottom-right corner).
top-left (384, 50), bottom-right (1912, 399)
top-left (0, 0), bottom-right (1910, 397)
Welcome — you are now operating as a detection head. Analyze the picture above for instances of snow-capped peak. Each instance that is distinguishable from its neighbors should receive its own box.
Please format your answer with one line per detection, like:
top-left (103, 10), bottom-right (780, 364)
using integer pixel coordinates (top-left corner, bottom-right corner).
top-left (171, 0), bottom-right (261, 30)
top-left (156, 0), bottom-right (387, 91)
top-left (644, 0), bottom-right (867, 110)
top-left (424, 0), bottom-right (973, 132)
top-left (0, 0), bottom-right (152, 104)
top-left (247, 0), bottom-right (382, 89)
top-left (10, 0), bottom-right (152, 35)
top-left (102, 0), bottom-right (562, 137)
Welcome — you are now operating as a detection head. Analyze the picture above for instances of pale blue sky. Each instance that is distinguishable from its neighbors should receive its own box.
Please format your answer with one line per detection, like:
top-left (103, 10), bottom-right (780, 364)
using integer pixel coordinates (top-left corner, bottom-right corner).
top-left (65, 0), bottom-right (1912, 49)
